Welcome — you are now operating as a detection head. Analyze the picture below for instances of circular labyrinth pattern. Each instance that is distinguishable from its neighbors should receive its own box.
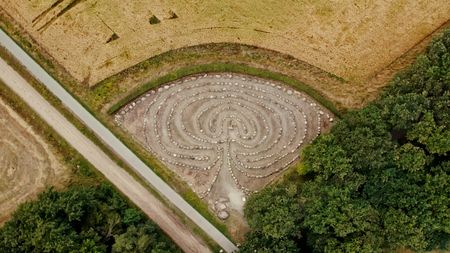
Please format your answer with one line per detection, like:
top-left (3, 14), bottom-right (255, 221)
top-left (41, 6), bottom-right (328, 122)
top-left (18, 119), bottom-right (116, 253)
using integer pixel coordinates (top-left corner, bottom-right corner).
top-left (0, 101), bottom-right (65, 223)
top-left (116, 73), bottom-right (333, 202)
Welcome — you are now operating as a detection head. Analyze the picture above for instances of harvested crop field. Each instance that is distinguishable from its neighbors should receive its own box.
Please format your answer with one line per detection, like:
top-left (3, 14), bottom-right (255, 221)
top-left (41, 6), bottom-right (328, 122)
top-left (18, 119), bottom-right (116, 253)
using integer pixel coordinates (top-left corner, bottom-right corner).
top-left (0, 98), bottom-right (68, 224)
top-left (115, 73), bottom-right (334, 219)
top-left (1, 0), bottom-right (449, 89)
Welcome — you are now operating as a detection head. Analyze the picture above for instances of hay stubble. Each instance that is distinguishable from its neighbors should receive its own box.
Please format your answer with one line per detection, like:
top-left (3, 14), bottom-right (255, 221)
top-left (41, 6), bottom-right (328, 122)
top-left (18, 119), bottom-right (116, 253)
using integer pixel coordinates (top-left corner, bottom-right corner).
top-left (0, 99), bottom-right (68, 224)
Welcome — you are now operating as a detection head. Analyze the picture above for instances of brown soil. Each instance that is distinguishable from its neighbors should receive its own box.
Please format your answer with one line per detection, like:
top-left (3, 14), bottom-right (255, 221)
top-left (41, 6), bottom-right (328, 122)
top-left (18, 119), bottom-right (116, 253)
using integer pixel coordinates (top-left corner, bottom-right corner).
top-left (0, 1), bottom-right (448, 97)
top-left (0, 98), bottom-right (69, 224)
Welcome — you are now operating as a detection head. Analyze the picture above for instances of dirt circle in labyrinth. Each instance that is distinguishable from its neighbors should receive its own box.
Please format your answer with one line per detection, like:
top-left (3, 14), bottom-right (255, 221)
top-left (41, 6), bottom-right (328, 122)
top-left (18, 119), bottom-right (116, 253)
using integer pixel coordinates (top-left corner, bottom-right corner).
top-left (0, 99), bottom-right (68, 224)
top-left (115, 73), bottom-right (333, 218)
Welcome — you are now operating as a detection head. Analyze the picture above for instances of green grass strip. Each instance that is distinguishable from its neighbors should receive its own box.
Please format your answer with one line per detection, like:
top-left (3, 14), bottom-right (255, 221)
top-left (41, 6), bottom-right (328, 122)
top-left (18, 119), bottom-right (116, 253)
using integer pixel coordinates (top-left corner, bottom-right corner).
top-left (108, 63), bottom-right (341, 117)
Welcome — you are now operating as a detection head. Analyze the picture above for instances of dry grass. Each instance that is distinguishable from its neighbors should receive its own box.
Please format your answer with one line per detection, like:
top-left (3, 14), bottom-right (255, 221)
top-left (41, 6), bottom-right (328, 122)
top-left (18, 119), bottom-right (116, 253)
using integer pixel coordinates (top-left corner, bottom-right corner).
top-left (0, 98), bottom-right (70, 224)
top-left (1, 0), bottom-right (448, 92)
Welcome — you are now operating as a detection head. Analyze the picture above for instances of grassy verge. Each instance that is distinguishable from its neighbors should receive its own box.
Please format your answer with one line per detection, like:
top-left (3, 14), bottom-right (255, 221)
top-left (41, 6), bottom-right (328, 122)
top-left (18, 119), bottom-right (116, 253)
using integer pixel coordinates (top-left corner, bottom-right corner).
top-left (107, 63), bottom-right (341, 117)
top-left (90, 41), bottom-right (347, 112)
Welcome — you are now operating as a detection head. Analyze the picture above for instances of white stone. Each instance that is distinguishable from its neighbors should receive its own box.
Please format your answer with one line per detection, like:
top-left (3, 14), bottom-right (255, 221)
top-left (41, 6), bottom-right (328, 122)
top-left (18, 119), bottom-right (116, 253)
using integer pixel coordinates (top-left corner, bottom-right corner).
top-left (215, 202), bottom-right (227, 211)
top-left (218, 211), bottom-right (229, 220)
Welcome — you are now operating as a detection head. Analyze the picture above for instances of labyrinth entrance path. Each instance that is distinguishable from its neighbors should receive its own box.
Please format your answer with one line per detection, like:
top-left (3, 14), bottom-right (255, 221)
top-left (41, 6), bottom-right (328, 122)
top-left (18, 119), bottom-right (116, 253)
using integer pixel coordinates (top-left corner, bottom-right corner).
top-left (0, 98), bottom-right (68, 224)
top-left (116, 73), bottom-right (333, 220)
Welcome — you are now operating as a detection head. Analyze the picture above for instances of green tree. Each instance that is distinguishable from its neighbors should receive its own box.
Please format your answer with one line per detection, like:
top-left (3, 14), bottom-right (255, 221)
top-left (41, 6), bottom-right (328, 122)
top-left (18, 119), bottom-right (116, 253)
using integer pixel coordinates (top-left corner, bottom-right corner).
top-left (113, 224), bottom-right (179, 253)
top-left (242, 29), bottom-right (450, 253)
top-left (241, 183), bottom-right (302, 251)
top-left (0, 185), bottom-right (179, 253)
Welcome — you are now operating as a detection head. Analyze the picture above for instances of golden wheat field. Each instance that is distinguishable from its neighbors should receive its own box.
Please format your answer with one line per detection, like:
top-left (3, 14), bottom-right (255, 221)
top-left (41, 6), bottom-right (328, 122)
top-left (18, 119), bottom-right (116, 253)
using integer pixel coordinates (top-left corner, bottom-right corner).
top-left (1, 0), bottom-right (448, 87)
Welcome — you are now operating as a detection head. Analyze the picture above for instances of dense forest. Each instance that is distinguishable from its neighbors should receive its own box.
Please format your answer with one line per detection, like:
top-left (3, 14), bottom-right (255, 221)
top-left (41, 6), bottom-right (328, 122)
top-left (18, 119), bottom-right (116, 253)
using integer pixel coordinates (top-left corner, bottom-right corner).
top-left (0, 184), bottom-right (179, 253)
top-left (241, 30), bottom-right (450, 252)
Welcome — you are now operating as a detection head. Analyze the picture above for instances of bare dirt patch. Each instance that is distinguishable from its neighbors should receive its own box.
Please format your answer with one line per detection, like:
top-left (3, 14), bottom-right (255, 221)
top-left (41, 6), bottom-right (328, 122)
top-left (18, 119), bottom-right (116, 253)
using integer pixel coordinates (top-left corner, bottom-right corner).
top-left (0, 98), bottom-right (69, 224)
top-left (115, 73), bottom-right (333, 224)
top-left (0, 0), bottom-right (448, 88)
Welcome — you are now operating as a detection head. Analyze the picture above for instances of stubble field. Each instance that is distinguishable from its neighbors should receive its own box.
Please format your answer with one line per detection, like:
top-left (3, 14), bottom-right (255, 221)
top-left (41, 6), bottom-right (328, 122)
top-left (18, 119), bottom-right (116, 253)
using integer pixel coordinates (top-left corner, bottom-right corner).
top-left (1, 0), bottom-right (449, 109)
top-left (0, 98), bottom-right (68, 224)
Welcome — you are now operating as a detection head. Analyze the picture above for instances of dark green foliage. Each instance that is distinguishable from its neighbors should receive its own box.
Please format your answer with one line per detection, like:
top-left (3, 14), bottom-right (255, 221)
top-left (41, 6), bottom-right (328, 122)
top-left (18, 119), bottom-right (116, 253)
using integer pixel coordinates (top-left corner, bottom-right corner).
top-left (240, 230), bottom-right (300, 253)
top-left (0, 184), bottom-right (179, 253)
top-left (241, 184), bottom-right (302, 252)
top-left (242, 30), bottom-right (450, 252)
top-left (112, 223), bottom-right (175, 253)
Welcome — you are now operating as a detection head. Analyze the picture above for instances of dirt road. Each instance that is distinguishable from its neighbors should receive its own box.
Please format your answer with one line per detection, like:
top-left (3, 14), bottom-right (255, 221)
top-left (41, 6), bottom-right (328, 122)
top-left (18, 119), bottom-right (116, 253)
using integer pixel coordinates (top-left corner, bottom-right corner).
top-left (0, 52), bottom-right (216, 252)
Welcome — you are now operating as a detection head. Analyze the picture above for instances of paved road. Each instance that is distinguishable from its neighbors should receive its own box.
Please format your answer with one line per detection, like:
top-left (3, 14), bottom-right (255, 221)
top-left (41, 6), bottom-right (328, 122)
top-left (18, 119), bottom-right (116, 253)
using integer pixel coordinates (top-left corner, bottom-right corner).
top-left (0, 28), bottom-right (238, 253)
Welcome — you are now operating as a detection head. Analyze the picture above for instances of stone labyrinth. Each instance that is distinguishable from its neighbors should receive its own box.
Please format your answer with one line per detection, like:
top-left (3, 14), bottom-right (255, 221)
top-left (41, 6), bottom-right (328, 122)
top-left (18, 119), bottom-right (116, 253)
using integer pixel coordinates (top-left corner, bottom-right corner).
top-left (116, 73), bottom-right (333, 218)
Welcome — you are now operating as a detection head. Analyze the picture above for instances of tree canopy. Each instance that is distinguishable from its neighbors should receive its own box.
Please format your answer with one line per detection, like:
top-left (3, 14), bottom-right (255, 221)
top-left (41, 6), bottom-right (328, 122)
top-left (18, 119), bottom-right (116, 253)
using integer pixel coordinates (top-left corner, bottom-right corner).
top-left (241, 29), bottom-right (450, 252)
top-left (0, 184), bottom-right (179, 253)
top-left (241, 183), bottom-right (303, 253)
